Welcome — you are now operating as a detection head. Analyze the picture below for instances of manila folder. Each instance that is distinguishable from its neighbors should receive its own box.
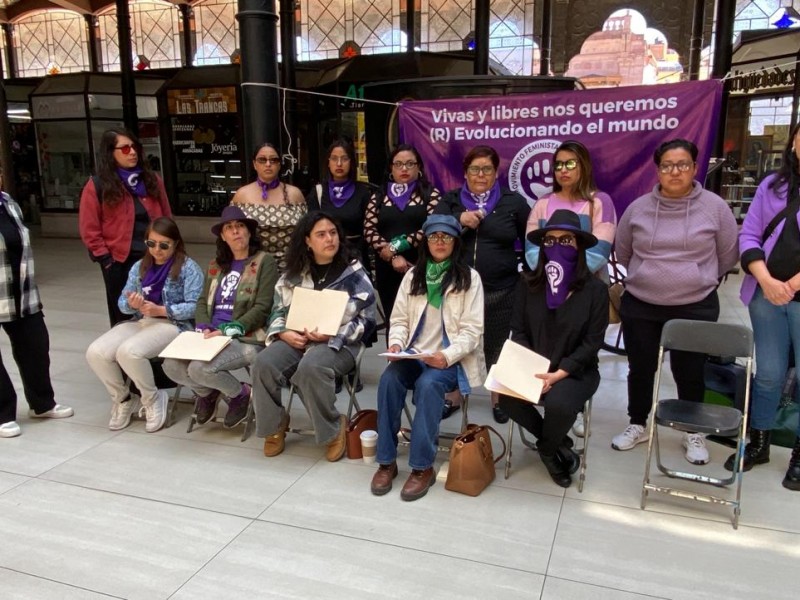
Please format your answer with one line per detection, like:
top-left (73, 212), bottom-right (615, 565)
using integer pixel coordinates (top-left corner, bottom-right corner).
top-left (285, 287), bottom-right (349, 336)
top-left (159, 331), bottom-right (231, 362)
top-left (484, 339), bottom-right (551, 404)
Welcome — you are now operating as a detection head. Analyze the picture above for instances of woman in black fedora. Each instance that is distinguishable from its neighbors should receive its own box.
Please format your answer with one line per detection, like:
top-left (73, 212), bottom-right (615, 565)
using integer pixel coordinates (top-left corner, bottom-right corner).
top-left (498, 209), bottom-right (608, 488)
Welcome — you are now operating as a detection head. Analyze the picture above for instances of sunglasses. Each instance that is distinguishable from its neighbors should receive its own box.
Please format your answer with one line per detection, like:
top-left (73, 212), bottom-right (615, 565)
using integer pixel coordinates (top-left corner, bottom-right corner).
top-left (115, 144), bottom-right (137, 155)
top-left (428, 233), bottom-right (455, 244)
top-left (145, 239), bottom-right (173, 250)
top-left (542, 235), bottom-right (576, 247)
top-left (255, 157), bottom-right (281, 165)
top-left (554, 159), bottom-right (578, 172)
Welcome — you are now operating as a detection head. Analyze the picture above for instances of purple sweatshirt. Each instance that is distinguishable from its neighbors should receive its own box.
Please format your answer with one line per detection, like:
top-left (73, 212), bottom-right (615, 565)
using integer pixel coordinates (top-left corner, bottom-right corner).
top-left (739, 173), bottom-right (798, 305)
top-left (615, 181), bottom-right (739, 306)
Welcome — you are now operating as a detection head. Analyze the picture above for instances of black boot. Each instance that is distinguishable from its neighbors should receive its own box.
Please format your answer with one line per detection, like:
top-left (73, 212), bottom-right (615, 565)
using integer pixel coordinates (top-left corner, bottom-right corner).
top-left (782, 438), bottom-right (800, 491)
top-left (540, 452), bottom-right (572, 488)
top-left (556, 444), bottom-right (580, 475)
top-left (724, 428), bottom-right (771, 472)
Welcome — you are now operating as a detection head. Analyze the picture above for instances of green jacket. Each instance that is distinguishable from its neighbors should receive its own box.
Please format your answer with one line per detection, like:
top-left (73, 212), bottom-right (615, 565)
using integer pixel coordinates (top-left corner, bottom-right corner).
top-left (196, 251), bottom-right (278, 344)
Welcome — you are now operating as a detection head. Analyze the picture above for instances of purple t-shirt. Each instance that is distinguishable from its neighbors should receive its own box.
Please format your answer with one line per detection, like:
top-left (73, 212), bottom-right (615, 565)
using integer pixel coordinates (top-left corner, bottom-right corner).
top-left (211, 259), bottom-right (245, 328)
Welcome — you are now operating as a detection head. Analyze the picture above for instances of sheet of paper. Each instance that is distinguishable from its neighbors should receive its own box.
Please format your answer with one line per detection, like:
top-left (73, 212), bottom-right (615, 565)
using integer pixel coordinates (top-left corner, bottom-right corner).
top-left (378, 349), bottom-right (434, 359)
top-left (285, 287), bottom-right (349, 336)
top-left (483, 339), bottom-right (551, 404)
top-left (158, 331), bottom-right (231, 362)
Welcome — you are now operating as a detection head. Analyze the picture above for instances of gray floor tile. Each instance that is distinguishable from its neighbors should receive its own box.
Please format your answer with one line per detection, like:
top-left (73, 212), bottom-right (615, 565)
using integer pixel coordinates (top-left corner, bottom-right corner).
top-left (542, 577), bottom-right (669, 600)
top-left (0, 471), bottom-right (29, 495)
top-left (0, 567), bottom-right (118, 600)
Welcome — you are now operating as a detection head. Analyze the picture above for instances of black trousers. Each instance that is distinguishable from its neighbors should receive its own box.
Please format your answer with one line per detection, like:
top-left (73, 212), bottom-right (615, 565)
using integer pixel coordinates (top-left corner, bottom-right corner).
top-left (620, 291), bottom-right (719, 426)
top-left (0, 311), bottom-right (56, 424)
top-left (499, 370), bottom-right (599, 455)
top-left (100, 253), bottom-right (142, 326)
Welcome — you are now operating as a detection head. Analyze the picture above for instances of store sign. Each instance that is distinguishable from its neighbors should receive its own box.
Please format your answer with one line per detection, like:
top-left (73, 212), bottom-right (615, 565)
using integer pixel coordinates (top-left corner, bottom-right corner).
top-left (171, 114), bottom-right (240, 158)
top-left (167, 87), bottom-right (238, 115)
top-left (399, 79), bottom-right (723, 216)
top-left (729, 65), bottom-right (796, 95)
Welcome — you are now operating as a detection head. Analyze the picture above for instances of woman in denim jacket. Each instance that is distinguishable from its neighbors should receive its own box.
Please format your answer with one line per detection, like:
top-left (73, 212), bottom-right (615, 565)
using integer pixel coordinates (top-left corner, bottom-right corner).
top-left (86, 217), bottom-right (203, 433)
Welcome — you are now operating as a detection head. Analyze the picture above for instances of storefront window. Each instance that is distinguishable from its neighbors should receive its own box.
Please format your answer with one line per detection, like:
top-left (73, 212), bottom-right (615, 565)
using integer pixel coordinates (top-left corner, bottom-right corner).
top-left (37, 121), bottom-right (91, 211)
top-left (12, 10), bottom-right (90, 77)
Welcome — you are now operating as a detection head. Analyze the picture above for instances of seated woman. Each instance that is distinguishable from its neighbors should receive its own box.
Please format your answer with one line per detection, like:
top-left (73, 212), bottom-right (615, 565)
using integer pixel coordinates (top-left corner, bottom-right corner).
top-left (86, 217), bottom-right (203, 433)
top-left (251, 211), bottom-right (376, 461)
top-left (499, 210), bottom-right (608, 488)
top-left (162, 206), bottom-right (279, 429)
top-left (371, 215), bottom-right (485, 502)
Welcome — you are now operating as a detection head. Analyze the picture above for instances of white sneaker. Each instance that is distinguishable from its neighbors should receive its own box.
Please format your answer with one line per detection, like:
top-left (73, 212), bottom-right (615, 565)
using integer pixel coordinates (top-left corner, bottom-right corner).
top-left (683, 433), bottom-right (710, 465)
top-left (29, 404), bottom-right (74, 419)
top-left (109, 398), bottom-right (140, 431)
top-left (572, 412), bottom-right (586, 438)
top-left (139, 390), bottom-right (168, 433)
top-left (0, 421), bottom-right (22, 438)
top-left (611, 424), bottom-right (648, 451)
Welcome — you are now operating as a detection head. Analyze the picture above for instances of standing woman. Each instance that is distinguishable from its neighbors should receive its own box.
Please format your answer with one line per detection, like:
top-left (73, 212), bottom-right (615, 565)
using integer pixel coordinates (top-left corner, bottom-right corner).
top-left (306, 139), bottom-right (373, 268)
top-left (231, 143), bottom-right (306, 273)
top-left (86, 217), bottom-right (203, 433)
top-left (364, 144), bottom-right (441, 330)
top-left (1, 178), bottom-right (74, 438)
top-left (80, 128), bottom-right (172, 326)
top-left (611, 139), bottom-right (739, 464)
top-left (435, 145), bottom-right (530, 423)
top-left (733, 123), bottom-right (800, 490)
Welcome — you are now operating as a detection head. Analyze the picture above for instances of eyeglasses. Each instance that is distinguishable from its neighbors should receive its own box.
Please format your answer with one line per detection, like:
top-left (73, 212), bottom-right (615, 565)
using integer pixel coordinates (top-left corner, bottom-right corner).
top-left (467, 165), bottom-right (495, 176)
top-left (255, 157), bottom-right (281, 165)
top-left (658, 161), bottom-right (695, 174)
top-left (329, 156), bottom-right (351, 164)
top-left (145, 239), bottom-right (173, 250)
top-left (392, 161), bottom-right (418, 170)
top-left (428, 233), bottom-right (455, 245)
top-left (542, 235), bottom-right (576, 247)
top-left (115, 144), bottom-right (137, 155)
top-left (554, 159), bottom-right (578, 172)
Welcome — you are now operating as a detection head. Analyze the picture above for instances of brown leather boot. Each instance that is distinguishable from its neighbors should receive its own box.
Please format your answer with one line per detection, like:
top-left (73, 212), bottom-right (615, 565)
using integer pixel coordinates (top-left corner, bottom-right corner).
top-left (263, 412), bottom-right (290, 457)
top-left (370, 462), bottom-right (398, 496)
top-left (400, 467), bottom-right (435, 501)
top-left (325, 415), bottom-right (347, 462)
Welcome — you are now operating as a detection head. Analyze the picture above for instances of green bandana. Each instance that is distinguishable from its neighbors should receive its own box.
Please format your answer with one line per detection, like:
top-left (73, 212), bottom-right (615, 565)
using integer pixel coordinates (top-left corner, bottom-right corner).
top-left (425, 258), bottom-right (451, 309)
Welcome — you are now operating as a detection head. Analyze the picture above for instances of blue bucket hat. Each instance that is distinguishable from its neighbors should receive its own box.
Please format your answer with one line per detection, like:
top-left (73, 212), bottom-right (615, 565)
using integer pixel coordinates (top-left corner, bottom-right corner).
top-left (422, 214), bottom-right (462, 238)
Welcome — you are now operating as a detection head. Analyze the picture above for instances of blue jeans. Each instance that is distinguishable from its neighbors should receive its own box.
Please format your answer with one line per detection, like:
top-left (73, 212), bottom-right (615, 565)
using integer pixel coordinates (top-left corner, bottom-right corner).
top-left (748, 288), bottom-right (800, 435)
top-left (376, 360), bottom-right (457, 470)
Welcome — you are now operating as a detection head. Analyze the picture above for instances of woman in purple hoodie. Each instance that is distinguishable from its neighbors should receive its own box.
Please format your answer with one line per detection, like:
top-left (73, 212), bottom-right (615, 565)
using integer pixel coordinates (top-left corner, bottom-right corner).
top-left (732, 123), bottom-right (800, 491)
top-left (611, 139), bottom-right (739, 465)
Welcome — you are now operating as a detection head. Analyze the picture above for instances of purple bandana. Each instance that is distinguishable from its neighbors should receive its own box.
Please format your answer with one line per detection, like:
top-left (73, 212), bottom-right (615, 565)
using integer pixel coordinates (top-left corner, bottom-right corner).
top-left (328, 179), bottom-right (356, 208)
top-left (140, 257), bottom-right (174, 304)
top-left (543, 245), bottom-right (578, 309)
top-left (460, 181), bottom-right (501, 216)
top-left (116, 167), bottom-right (147, 197)
top-left (257, 178), bottom-right (280, 199)
top-left (386, 180), bottom-right (417, 211)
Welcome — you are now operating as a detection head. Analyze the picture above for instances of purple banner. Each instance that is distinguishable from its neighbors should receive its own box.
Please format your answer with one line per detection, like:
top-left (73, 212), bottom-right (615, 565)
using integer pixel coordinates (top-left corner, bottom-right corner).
top-left (398, 80), bottom-right (723, 215)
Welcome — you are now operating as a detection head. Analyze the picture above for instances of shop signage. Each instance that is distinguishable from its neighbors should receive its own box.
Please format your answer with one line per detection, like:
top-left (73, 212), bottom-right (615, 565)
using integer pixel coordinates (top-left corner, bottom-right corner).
top-left (399, 79), bottom-right (723, 216)
top-left (167, 87), bottom-right (238, 115)
top-left (729, 65), bottom-right (796, 95)
top-left (171, 114), bottom-right (240, 158)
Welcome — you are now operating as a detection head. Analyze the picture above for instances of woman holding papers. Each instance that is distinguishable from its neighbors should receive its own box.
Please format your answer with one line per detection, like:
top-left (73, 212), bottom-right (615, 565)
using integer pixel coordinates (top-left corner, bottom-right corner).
top-left (86, 217), bottom-right (203, 433)
top-left (371, 215), bottom-right (485, 501)
top-left (251, 211), bottom-right (376, 461)
top-left (498, 210), bottom-right (608, 488)
top-left (162, 206), bottom-right (279, 429)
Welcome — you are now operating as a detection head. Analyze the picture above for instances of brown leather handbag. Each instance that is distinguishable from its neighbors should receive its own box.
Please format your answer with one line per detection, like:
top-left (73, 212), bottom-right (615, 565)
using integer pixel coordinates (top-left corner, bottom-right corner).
top-left (445, 424), bottom-right (506, 496)
top-left (346, 409), bottom-right (378, 459)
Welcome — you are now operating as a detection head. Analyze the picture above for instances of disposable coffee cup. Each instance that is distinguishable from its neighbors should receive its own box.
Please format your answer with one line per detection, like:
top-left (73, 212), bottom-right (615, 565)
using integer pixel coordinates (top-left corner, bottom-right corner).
top-left (360, 430), bottom-right (378, 464)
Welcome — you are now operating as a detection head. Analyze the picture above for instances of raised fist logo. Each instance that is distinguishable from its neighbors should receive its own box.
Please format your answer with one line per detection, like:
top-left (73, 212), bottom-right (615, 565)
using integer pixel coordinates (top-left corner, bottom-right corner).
top-left (508, 139), bottom-right (560, 207)
top-left (545, 261), bottom-right (564, 294)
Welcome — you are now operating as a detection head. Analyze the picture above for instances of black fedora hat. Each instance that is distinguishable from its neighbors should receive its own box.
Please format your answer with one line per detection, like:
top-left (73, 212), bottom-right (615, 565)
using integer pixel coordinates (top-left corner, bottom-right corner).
top-left (211, 205), bottom-right (258, 237)
top-left (526, 209), bottom-right (598, 248)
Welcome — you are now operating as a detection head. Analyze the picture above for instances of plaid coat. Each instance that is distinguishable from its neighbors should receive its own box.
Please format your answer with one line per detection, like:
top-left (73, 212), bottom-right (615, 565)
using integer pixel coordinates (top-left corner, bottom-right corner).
top-left (0, 192), bottom-right (41, 322)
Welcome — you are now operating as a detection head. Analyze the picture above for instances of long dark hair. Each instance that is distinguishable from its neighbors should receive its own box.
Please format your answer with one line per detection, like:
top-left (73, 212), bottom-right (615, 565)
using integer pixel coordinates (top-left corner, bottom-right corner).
top-left (215, 221), bottom-right (261, 274)
top-left (96, 128), bottom-right (162, 206)
top-left (324, 138), bottom-right (357, 182)
top-left (769, 122), bottom-right (800, 203)
top-left (409, 234), bottom-right (471, 297)
top-left (284, 211), bottom-right (351, 280)
top-left (385, 144), bottom-right (434, 199)
top-left (139, 217), bottom-right (187, 280)
top-left (524, 240), bottom-right (592, 294)
top-left (552, 140), bottom-right (597, 201)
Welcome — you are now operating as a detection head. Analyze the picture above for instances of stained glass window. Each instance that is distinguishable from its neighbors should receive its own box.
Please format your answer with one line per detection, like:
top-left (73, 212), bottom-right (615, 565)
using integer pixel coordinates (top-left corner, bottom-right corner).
top-left (489, 0), bottom-right (537, 76)
top-left (734, 0), bottom-right (800, 34)
top-left (12, 10), bottom-right (90, 77)
top-left (194, 0), bottom-right (239, 65)
top-left (419, 0), bottom-right (473, 53)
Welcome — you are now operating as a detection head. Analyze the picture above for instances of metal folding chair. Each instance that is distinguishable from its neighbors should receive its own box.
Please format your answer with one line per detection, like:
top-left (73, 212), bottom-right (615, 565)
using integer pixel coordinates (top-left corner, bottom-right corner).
top-left (640, 319), bottom-right (754, 529)
top-left (399, 392), bottom-right (470, 453)
top-left (503, 397), bottom-right (593, 492)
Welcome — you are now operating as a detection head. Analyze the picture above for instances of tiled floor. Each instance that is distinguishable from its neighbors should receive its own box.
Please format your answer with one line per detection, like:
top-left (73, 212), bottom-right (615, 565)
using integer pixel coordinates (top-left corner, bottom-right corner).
top-left (1, 237), bottom-right (797, 600)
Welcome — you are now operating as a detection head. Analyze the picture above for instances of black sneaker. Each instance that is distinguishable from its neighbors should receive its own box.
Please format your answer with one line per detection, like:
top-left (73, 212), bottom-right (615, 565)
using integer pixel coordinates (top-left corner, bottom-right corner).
top-left (195, 390), bottom-right (221, 425)
top-left (492, 404), bottom-right (509, 424)
top-left (224, 384), bottom-right (251, 429)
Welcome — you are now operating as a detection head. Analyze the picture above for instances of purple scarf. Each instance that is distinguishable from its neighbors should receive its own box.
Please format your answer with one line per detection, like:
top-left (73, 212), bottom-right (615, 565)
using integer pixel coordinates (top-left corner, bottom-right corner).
top-left (386, 180), bottom-right (417, 211)
top-left (543, 245), bottom-right (578, 309)
top-left (460, 181), bottom-right (501, 216)
top-left (257, 178), bottom-right (280, 199)
top-left (116, 167), bottom-right (147, 198)
top-left (140, 257), bottom-right (174, 304)
top-left (328, 179), bottom-right (356, 208)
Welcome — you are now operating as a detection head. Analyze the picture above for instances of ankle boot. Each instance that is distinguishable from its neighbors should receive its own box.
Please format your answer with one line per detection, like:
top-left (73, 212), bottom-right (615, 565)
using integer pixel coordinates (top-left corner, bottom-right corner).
top-left (782, 438), bottom-right (800, 491)
top-left (540, 452), bottom-right (572, 488)
top-left (724, 428), bottom-right (771, 472)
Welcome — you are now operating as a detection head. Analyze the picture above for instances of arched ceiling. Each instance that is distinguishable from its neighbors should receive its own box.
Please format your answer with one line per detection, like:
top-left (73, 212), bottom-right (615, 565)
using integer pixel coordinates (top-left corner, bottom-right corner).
top-left (0, 0), bottom-right (186, 23)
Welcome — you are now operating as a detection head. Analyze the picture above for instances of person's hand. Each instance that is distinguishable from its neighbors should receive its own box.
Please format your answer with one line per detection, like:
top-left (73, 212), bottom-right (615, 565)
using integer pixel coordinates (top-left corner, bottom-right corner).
top-left (377, 241), bottom-right (394, 262)
top-left (203, 329), bottom-right (223, 339)
top-left (279, 330), bottom-right (308, 350)
top-left (460, 210), bottom-right (482, 229)
top-left (126, 291), bottom-right (145, 310)
top-left (422, 351), bottom-right (448, 369)
top-left (386, 344), bottom-right (403, 362)
top-left (391, 255), bottom-right (410, 273)
top-left (100, 255), bottom-right (115, 271)
top-left (762, 277), bottom-right (794, 306)
top-left (304, 328), bottom-right (331, 343)
top-left (139, 301), bottom-right (166, 318)
top-left (535, 370), bottom-right (567, 395)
